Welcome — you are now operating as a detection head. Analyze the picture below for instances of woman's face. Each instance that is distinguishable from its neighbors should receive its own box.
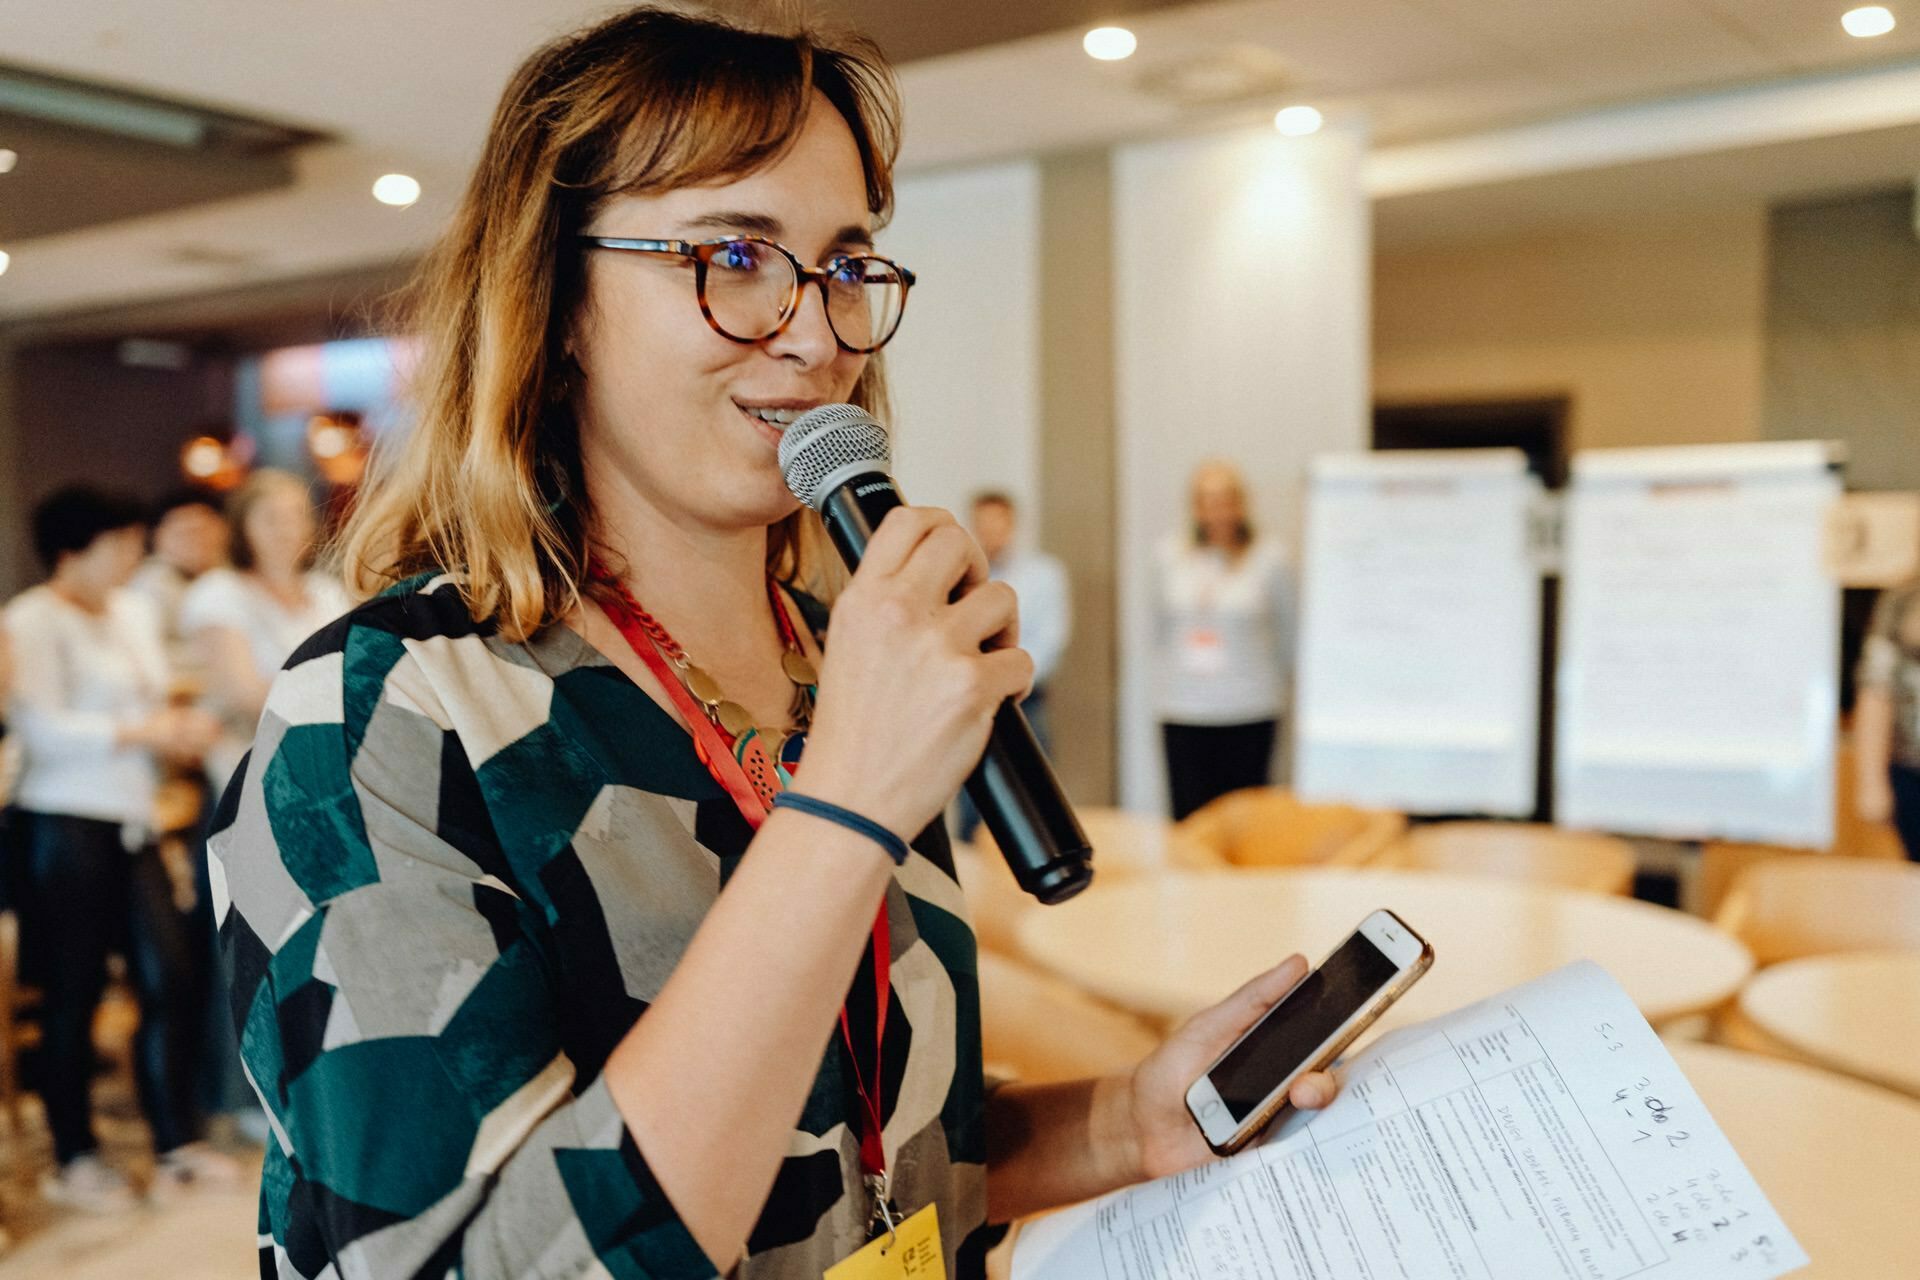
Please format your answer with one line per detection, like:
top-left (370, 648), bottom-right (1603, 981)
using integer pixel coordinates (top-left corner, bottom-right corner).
top-left (573, 94), bottom-right (874, 538)
top-left (65, 525), bottom-right (146, 594)
top-left (244, 484), bottom-right (316, 575)
top-left (1192, 467), bottom-right (1247, 546)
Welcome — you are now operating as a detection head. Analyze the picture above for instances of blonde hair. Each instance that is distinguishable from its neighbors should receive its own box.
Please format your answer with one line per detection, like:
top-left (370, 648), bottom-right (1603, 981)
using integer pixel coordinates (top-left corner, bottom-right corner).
top-left (338, 5), bottom-right (899, 639)
top-left (1189, 459), bottom-right (1254, 550)
top-left (228, 468), bottom-right (317, 572)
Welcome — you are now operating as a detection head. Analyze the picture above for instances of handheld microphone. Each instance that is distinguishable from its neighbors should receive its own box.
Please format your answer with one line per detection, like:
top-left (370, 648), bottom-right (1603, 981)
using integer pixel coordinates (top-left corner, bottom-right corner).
top-left (779, 404), bottom-right (1094, 905)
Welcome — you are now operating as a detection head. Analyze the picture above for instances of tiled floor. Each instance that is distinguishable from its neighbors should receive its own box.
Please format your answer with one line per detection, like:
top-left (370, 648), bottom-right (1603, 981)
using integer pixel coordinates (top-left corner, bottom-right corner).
top-left (0, 1005), bottom-right (260, 1279)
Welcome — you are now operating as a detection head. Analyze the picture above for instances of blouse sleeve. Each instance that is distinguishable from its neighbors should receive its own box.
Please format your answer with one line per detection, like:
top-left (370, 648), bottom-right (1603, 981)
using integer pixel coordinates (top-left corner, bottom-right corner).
top-left (212, 630), bottom-right (713, 1279)
top-left (1858, 586), bottom-right (1913, 692)
top-left (180, 569), bottom-right (252, 636)
top-left (1, 599), bottom-right (125, 766)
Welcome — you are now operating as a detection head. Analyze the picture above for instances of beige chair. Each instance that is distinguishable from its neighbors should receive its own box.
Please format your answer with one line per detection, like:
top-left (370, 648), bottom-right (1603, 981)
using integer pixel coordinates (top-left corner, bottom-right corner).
top-left (1694, 842), bottom-right (1818, 920)
top-left (1714, 858), bottom-right (1920, 966)
top-left (1177, 787), bottom-right (1405, 869)
top-left (1379, 822), bottom-right (1636, 895)
top-left (977, 949), bottom-right (1161, 1085)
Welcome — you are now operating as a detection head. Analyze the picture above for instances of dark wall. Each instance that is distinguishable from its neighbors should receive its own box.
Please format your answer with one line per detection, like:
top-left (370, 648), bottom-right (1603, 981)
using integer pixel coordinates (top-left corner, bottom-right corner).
top-left (1764, 188), bottom-right (1920, 490)
top-left (3, 342), bottom-right (235, 593)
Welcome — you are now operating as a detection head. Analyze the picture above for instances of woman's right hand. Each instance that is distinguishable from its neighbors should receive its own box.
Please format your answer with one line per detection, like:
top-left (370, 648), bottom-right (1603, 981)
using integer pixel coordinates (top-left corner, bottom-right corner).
top-left (799, 506), bottom-right (1033, 842)
top-left (121, 706), bottom-right (221, 764)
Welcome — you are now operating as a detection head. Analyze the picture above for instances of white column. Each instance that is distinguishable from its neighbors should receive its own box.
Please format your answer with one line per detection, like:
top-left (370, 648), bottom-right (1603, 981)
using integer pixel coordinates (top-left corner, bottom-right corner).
top-left (881, 161), bottom-right (1042, 518)
top-left (1113, 122), bottom-right (1372, 812)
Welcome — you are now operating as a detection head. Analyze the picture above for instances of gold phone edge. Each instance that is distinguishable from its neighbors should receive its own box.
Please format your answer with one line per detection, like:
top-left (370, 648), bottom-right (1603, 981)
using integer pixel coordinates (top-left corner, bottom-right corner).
top-left (1205, 929), bottom-right (1435, 1158)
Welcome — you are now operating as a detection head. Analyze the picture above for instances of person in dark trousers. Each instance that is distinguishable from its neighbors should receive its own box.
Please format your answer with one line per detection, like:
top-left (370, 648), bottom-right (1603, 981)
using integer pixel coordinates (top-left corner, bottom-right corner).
top-left (1, 487), bottom-right (238, 1211)
top-left (1154, 461), bottom-right (1295, 821)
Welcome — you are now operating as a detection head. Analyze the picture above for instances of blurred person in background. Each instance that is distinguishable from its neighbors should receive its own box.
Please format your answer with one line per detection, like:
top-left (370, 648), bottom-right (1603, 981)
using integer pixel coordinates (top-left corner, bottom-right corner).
top-left (181, 470), bottom-right (346, 1137)
top-left (955, 490), bottom-right (1069, 842)
top-left (0, 624), bottom-right (13, 804)
top-left (127, 488), bottom-right (229, 680)
top-left (1854, 577), bottom-right (1920, 860)
top-left (181, 468), bottom-right (348, 796)
top-left (1155, 461), bottom-right (1295, 821)
top-left (0, 486), bottom-right (237, 1212)
top-left (212, 9), bottom-right (1337, 1277)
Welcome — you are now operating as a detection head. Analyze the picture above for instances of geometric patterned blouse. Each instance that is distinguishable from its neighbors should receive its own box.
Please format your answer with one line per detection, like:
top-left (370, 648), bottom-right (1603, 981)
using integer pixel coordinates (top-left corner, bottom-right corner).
top-left (209, 572), bottom-right (997, 1278)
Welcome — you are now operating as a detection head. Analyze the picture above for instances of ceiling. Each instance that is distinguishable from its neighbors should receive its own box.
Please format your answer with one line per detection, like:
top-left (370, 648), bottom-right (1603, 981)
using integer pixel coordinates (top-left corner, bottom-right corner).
top-left (717, 0), bottom-right (1223, 64)
top-left (0, 77), bottom-right (316, 240)
top-left (1, 0), bottom-right (1918, 325)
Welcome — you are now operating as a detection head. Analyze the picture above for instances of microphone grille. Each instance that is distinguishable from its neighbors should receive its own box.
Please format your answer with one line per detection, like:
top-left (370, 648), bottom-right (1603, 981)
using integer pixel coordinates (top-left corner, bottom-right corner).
top-left (779, 403), bottom-right (892, 510)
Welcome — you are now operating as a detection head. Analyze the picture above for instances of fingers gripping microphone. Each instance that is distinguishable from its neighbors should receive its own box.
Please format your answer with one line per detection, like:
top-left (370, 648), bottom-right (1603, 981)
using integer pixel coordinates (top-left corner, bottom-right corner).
top-left (780, 404), bottom-right (1094, 905)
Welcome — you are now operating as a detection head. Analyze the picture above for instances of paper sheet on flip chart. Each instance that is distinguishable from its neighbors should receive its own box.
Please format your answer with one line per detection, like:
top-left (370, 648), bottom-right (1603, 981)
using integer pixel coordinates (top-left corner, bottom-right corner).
top-left (1554, 442), bottom-right (1840, 846)
top-left (1012, 963), bottom-right (1805, 1280)
top-left (1293, 451), bottom-right (1542, 818)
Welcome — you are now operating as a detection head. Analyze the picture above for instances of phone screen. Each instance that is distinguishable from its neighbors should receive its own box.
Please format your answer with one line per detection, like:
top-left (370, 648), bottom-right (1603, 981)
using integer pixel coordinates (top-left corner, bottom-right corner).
top-left (1213, 930), bottom-right (1401, 1121)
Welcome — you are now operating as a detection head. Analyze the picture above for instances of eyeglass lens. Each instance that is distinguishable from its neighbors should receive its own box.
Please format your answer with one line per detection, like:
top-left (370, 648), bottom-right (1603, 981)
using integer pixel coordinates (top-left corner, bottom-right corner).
top-left (702, 240), bottom-right (906, 351)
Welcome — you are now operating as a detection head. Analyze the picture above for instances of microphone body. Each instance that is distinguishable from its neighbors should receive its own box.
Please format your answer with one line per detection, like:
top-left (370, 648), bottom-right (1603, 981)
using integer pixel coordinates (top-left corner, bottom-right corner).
top-left (784, 410), bottom-right (1093, 905)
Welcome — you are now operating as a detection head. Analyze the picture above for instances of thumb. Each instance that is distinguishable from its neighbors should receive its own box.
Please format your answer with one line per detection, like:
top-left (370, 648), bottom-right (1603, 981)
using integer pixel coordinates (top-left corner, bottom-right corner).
top-left (1177, 954), bottom-right (1308, 1050)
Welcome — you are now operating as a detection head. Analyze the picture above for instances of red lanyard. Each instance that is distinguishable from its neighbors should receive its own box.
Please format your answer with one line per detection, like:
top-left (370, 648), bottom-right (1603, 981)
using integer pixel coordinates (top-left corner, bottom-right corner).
top-left (591, 568), bottom-right (894, 1189)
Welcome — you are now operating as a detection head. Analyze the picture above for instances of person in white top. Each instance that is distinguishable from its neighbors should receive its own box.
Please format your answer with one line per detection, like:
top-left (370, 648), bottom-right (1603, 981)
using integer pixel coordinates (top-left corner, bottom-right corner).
top-left (181, 469), bottom-right (350, 795)
top-left (2, 486), bottom-right (239, 1211)
top-left (126, 489), bottom-right (230, 684)
top-left (955, 492), bottom-right (1072, 842)
top-left (1154, 461), bottom-right (1294, 820)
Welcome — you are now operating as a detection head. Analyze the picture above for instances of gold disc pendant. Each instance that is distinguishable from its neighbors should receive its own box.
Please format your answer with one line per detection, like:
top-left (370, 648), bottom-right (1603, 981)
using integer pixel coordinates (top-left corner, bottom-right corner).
top-left (684, 665), bottom-right (726, 708)
top-left (781, 651), bottom-right (818, 686)
top-left (715, 700), bottom-right (755, 737)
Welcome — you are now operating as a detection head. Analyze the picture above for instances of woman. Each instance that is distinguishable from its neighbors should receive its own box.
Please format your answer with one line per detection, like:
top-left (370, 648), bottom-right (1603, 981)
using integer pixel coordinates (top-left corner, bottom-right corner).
top-left (212, 10), bottom-right (1335, 1276)
top-left (1155, 461), bottom-right (1295, 821)
top-left (1, 487), bottom-right (232, 1210)
top-left (181, 469), bottom-right (348, 794)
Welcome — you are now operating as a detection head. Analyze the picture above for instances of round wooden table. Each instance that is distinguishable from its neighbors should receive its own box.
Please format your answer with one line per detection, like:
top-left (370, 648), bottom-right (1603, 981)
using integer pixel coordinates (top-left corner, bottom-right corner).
top-left (1736, 950), bottom-right (1920, 1098)
top-left (1015, 868), bottom-right (1752, 1030)
top-left (1669, 1042), bottom-right (1920, 1278)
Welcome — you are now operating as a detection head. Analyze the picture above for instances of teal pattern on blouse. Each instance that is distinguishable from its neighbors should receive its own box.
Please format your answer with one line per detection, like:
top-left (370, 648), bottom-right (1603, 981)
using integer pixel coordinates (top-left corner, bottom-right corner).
top-left (211, 572), bottom-right (996, 1278)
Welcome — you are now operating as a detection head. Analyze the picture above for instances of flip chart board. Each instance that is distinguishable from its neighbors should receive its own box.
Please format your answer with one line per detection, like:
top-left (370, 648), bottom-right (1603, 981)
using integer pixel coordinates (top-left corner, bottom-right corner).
top-left (1556, 442), bottom-right (1841, 846)
top-left (1294, 450), bottom-right (1542, 817)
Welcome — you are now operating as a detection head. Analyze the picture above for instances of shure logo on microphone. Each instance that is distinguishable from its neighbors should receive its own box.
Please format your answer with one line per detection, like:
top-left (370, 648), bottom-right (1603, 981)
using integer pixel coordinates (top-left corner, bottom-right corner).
top-left (855, 481), bottom-right (896, 497)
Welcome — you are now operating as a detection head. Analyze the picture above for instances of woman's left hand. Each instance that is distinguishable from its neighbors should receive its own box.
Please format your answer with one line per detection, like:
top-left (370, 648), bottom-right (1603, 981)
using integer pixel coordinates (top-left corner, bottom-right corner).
top-left (1124, 955), bottom-right (1340, 1180)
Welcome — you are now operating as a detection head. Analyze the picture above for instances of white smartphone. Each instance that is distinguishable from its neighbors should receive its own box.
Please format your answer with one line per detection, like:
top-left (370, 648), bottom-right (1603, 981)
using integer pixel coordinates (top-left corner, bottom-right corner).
top-left (1185, 908), bottom-right (1433, 1156)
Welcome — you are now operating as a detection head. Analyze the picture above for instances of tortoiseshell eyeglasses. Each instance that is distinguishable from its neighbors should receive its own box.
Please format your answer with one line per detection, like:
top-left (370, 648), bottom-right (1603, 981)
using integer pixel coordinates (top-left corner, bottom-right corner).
top-left (578, 234), bottom-right (915, 354)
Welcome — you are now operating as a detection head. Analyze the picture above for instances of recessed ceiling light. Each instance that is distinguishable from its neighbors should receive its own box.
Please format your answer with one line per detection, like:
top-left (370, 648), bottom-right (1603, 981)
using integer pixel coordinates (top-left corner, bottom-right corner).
top-left (0, 249), bottom-right (10, 277)
top-left (0, 149), bottom-right (15, 174)
top-left (1274, 105), bottom-right (1324, 136)
top-left (1842, 5), bottom-right (1896, 36)
top-left (1083, 26), bottom-right (1138, 61)
top-left (372, 173), bottom-right (421, 207)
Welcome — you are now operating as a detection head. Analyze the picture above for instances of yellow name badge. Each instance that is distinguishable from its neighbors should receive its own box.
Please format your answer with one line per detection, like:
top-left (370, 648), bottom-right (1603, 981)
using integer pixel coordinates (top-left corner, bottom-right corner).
top-left (824, 1204), bottom-right (945, 1280)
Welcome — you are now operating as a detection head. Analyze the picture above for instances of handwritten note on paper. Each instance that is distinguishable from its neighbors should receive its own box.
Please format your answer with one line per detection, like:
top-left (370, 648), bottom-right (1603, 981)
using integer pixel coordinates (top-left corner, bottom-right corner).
top-left (1011, 963), bottom-right (1805, 1280)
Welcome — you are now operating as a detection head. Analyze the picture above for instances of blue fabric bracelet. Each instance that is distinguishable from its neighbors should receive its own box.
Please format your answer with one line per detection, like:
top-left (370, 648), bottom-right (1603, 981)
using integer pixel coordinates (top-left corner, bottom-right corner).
top-left (771, 792), bottom-right (911, 865)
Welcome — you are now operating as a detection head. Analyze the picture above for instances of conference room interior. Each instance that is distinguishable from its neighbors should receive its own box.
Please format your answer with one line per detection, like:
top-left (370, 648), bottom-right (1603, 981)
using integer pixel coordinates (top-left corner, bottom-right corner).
top-left (0, 1), bottom-right (1918, 1276)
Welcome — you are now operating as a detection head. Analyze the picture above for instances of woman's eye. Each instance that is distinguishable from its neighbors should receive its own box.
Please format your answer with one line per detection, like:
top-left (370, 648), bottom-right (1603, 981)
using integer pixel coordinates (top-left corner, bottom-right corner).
top-left (715, 244), bottom-right (763, 272)
top-left (828, 259), bottom-right (866, 285)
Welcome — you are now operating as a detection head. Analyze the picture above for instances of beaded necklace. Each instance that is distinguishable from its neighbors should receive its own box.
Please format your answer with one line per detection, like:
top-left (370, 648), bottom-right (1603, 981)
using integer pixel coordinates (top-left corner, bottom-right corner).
top-left (594, 565), bottom-right (818, 807)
